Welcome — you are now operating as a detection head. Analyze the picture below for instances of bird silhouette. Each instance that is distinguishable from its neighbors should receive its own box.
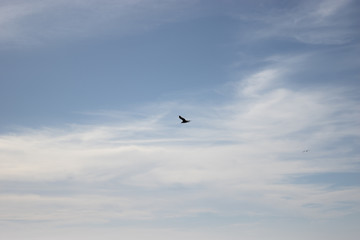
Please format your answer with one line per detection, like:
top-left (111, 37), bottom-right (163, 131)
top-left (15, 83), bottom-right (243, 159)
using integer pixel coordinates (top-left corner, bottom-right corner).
top-left (179, 115), bottom-right (190, 123)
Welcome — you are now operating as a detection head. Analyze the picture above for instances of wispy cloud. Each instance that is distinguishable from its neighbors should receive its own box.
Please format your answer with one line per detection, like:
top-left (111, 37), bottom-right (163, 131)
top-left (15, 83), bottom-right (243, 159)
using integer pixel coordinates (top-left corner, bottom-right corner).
top-left (1, 52), bottom-right (359, 233)
top-left (0, 0), bottom-right (199, 48)
top-left (1, 2), bottom-right (360, 238)
top-left (232, 0), bottom-right (359, 45)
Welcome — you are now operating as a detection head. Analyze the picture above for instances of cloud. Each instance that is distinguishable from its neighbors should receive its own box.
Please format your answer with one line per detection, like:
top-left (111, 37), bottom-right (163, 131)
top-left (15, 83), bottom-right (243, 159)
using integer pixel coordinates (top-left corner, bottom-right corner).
top-left (232, 0), bottom-right (359, 45)
top-left (1, 50), bottom-right (359, 232)
top-left (0, 0), bottom-right (199, 48)
top-left (1, 1), bottom-right (359, 239)
top-left (1, 0), bottom-right (357, 49)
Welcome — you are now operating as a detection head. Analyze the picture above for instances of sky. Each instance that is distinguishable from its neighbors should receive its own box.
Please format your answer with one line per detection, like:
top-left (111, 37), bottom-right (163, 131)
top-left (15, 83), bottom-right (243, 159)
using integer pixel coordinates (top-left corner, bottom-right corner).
top-left (0, 0), bottom-right (360, 239)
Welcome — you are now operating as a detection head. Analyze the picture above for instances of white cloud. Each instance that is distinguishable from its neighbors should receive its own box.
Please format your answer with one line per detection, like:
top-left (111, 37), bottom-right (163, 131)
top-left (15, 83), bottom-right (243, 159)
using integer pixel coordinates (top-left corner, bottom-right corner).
top-left (0, 39), bottom-right (359, 239)
top-left (314, 0), bottom-right (351, 19)
top-left (240, 69), bottom-right (281, 97)
top-left (1, 1), bottom-right (359, 239)
top-left (1, 52), bottom-right (359, 231)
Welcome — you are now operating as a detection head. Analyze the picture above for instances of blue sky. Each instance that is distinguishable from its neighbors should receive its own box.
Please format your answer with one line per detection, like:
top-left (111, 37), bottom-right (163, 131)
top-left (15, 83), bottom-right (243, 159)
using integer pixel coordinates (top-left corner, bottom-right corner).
top-left (0, 0), bottom-right (360, 239)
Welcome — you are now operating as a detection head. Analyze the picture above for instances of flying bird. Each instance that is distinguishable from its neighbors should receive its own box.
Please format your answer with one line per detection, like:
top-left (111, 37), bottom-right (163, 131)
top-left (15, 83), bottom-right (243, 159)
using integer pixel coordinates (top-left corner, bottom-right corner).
top-left (303, 149), bottom-right (310, 153)
top-left (179, 115), bottom-right (190, 123)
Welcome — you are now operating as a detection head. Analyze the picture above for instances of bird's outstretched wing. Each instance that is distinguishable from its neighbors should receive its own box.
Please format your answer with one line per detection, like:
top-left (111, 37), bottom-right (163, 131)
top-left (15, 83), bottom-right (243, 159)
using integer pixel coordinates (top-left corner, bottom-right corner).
top-left (179, 115), bottom-right (190, 123)
top-left (179, 115), bottom-right (186, 121)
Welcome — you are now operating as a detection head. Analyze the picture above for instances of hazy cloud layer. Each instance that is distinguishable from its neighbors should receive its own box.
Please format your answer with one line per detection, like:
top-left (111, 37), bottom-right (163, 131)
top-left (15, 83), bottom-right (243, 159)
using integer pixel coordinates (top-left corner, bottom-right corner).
top-left (1, 0), bottom-right (358, 48)
top-left (230, 0), bottom-right (359, 44)
top-left (1, 1), bottom-right (359, 239)
top-left (1, 53), bottom-right (359, 237)
top-left (0, 0), bottom-right (199, 48)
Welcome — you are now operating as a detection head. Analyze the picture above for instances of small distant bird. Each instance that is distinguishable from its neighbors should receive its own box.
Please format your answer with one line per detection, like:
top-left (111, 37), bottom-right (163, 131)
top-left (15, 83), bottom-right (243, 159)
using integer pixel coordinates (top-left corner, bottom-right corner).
top-left (179, 115), bottom-right (190, 123)
top-left (303, 149), bottom-right (310, 153)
